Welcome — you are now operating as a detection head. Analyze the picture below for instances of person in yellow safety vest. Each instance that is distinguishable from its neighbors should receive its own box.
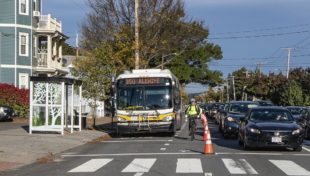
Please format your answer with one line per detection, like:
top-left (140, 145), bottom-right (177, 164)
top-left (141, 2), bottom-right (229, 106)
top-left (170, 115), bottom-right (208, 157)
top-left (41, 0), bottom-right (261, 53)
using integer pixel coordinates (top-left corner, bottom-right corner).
top-left (185, 98), bottom-right (203, 131)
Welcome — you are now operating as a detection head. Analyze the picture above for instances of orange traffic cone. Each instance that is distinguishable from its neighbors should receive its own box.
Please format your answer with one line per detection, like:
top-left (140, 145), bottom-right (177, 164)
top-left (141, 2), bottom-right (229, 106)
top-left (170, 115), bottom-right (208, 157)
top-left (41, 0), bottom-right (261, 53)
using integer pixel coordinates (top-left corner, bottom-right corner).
top-left (204, 129), bottom-right (214, 155)
top-left (203, 125), bottom-right (208, 141)
top-left (201, 113), bottom-right (208, 127)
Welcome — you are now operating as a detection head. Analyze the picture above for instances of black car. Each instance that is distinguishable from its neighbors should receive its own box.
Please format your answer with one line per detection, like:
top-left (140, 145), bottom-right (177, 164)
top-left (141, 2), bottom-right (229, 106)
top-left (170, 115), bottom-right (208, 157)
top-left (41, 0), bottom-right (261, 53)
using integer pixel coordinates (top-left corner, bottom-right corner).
top-left (256, 100), bottom-right (274, 106)
top-left (0, 106), bottom-right (15, 121)
top-left (219, 101), bottom-right (259, 138)
top-left (286, 106), bottom-right (307, 128)
top-left (207, 103), bottom-right (224, 119)
top-left (238, 107), bottom-right (303, 151)
top-left (298, 107), bottom-right (310, 139)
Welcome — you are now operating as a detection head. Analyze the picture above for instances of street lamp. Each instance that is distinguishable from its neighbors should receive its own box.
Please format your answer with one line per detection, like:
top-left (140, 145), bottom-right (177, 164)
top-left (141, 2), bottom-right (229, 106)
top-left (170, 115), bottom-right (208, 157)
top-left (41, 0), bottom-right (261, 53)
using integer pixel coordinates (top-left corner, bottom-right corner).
top-left (161, 53), bottom-right (178, 69)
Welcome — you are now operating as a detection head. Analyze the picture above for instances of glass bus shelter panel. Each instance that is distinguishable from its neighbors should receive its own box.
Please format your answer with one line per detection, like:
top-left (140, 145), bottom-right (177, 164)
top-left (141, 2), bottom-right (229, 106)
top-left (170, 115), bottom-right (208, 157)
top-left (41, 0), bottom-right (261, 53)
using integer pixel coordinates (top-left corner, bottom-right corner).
top-left (47, 83), bottom-right (62, 127)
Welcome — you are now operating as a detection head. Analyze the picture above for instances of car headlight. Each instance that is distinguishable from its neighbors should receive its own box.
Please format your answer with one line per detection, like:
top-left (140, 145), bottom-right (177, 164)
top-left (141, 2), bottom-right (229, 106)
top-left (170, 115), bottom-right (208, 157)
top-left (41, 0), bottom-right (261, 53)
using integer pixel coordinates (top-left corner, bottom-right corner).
top-left (117, 117), bottom-right (127, 122)
top-left (163, 116), bottom-right (173, 122)
top-left (292, 129), bottom-right (301, 135)
top-left (249, 128), bottom-right (261, 134)
top-left (227, 117), bottom-right (235, 122)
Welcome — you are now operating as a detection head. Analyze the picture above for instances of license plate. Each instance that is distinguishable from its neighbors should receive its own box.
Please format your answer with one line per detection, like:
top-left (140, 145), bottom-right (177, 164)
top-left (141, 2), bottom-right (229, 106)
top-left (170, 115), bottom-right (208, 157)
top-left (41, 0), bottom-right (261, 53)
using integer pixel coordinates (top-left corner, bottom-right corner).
top-left (131, 116), bottom-right (138, 121)
top-left (271, 137), bottom-right (282, 143)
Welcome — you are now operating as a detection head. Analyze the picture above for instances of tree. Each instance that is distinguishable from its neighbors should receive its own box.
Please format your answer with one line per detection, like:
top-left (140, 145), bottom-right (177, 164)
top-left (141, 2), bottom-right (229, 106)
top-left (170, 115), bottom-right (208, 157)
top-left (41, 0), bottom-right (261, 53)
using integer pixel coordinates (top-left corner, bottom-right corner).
top-left (72, 43), bottom-right (116, 127)
top-left (81, 0), bottom-right (223, 83)
top-left (62, 42), bottom-right (76, 55)
top-left (278, 81), bottom-right (304, 106)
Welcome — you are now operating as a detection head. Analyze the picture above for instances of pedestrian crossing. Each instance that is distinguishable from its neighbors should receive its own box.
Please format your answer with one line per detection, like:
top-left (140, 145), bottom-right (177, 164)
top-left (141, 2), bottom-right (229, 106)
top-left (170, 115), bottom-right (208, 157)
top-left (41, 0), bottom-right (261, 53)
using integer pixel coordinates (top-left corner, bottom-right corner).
top-left (67, 158), bottom-right (310, 175)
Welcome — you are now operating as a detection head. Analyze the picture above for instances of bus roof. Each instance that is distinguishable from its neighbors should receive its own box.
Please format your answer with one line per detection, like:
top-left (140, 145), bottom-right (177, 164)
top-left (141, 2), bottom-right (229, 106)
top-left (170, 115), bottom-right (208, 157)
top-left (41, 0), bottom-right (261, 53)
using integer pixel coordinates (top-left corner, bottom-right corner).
top-left (117, 69), bottom-right (175, 80)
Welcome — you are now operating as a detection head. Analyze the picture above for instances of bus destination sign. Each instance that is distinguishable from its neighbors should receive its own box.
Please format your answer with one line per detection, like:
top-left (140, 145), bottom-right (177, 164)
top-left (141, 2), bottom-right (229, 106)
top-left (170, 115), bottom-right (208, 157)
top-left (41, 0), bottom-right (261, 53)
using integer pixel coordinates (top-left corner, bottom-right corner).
top-left (125, 78), bottom-right (161, 85)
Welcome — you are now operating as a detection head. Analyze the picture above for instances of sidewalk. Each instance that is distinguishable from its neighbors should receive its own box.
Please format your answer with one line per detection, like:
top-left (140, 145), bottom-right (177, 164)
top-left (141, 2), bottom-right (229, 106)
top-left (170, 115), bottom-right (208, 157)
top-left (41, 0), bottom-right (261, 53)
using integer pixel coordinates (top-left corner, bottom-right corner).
top-left (0, 117), bottom-right (114, 172)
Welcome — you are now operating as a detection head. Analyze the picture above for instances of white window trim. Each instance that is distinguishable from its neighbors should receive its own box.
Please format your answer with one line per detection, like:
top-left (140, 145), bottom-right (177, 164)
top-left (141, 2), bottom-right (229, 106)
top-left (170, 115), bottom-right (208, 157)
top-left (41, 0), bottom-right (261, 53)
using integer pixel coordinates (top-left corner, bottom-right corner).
top-left (19, 73), bottom-right (29, 89)
top-left (19, 0), bottom-right (29, 16)
top-left (19, 32), bottom-right (29, 57)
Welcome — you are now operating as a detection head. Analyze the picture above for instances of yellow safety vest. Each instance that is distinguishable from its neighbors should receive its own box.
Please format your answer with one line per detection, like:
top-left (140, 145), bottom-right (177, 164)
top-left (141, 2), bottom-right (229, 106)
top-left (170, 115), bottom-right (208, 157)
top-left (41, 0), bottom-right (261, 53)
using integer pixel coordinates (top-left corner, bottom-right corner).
top-left (187, 105), bottom-right (199, 116)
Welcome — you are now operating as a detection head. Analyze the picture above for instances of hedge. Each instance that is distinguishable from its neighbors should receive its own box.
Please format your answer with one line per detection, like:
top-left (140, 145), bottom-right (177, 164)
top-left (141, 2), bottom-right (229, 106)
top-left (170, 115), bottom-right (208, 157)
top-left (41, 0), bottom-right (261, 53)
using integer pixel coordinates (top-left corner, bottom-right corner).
top-left (0, 84), bottom-right (29, 118)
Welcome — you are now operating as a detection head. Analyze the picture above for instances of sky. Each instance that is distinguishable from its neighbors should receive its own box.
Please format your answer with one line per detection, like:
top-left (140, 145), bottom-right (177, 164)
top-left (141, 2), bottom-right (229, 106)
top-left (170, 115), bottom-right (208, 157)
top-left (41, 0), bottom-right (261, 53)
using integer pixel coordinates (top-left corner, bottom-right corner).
top-left (43, 0), bottom-right (310, 93)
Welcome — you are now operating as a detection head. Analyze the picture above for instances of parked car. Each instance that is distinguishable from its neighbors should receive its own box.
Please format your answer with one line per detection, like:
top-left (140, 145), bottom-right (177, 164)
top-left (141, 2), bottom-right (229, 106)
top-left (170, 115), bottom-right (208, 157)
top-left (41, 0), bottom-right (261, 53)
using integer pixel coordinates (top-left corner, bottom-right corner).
top-left (207, 103), bottom-right (224, 119)
top-left (255, 100), bottom-right (274, 106)
top-left (219, 101), bottom-right (259, 138)
top-left (238, 107), bottom-right (303, 151)
top-left (214, 103), bottom-right (227, 124)
top-left (0, 106), bottom-right (15, 121)
top-left (286, 106), bottom-right (307, 128)
top-left (298, 107), bottom-right (310, 139)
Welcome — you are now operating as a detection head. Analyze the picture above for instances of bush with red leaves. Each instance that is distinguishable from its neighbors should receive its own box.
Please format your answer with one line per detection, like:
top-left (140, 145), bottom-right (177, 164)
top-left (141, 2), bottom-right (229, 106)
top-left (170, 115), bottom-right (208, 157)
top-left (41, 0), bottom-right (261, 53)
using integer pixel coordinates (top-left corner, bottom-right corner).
top-left (0, 84), bottom-right (29, 118)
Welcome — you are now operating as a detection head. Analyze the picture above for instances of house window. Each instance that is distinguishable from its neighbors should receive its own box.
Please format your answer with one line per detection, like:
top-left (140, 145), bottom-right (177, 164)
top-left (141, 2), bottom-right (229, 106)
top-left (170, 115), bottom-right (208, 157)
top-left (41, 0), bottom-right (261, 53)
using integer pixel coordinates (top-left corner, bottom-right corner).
top-left (19, 73), bottom-right (29, 89)
top-left (33, 0), bottom-right (36, 11)
top-left (19, 33), bottom-right (29, 57)
top-left (19, 0), bottom-right (29, 15)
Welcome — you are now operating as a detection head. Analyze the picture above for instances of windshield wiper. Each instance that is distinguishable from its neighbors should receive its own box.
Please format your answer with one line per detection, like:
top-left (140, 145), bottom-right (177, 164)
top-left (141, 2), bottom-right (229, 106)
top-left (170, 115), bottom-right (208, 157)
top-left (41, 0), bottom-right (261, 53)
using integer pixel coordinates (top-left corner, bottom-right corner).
top-left (123, 106), bottom-right (143, 110)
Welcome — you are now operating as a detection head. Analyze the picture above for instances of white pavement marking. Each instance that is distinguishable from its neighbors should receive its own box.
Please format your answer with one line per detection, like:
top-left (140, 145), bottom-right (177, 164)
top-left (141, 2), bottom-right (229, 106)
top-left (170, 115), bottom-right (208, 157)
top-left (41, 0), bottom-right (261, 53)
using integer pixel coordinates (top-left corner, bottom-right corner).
top-left (168, 139), bottom-right (173, 142)
top-left (62, 152), bottom-right (200, 157)
top-left (68, 159), bottom-right (113, 173)
top-left (222, 158), bottom-right (247, 174)
top-left (160, 148), bottom-right (166, 151)
top-left (102, 140), bottom-right (171, 143)
top-left (134, 172), bottom-right (144, 176)
top-left (164, 143), bottom-right (170, 146)
top-left (216, 152), bottom-right (310, 156)
top-left (302, 146), bottom-right (310, 153)
top-left (239, 159), bottom-right (258, 174)
top-left (270, 160), bottom-right (310, 176)
top-left (205, 173), bottom-right (213, 176)
top-left (176, 158), bottom-right (203, 173)
top-left (122, 158), bottom-right (156, 173)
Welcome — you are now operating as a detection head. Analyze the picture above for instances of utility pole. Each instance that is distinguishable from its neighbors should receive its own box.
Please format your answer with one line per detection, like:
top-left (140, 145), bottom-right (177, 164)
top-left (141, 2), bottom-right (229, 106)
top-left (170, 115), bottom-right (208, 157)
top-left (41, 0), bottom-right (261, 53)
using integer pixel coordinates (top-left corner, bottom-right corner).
top-left (231, 76), bottom-right (236, 101)
top-left (134, 0), bottom-right (140, 69)
top-left (226, 79), bottom-right (230, 102)
top-left (282, 48), bottom-right (294, 79)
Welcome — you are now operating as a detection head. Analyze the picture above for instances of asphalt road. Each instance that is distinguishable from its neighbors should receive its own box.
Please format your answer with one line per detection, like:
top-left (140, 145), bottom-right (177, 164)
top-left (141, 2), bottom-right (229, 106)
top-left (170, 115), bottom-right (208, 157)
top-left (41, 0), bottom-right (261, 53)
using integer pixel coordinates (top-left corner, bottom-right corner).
top-left (3, 118), bottom-right (310, 176)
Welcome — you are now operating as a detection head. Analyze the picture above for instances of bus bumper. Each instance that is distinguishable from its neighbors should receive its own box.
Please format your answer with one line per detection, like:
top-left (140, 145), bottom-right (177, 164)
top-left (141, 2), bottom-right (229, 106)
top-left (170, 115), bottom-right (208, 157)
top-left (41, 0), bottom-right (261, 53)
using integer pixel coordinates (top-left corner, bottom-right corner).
top-left (116, 121), bottom-right (174, 133)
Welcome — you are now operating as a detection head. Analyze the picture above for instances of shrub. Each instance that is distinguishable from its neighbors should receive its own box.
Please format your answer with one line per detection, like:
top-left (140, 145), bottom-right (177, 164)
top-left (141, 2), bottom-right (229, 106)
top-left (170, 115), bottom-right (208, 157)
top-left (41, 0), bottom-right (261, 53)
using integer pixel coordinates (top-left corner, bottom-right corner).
top-left (0, 84), bottom-right (29, 118)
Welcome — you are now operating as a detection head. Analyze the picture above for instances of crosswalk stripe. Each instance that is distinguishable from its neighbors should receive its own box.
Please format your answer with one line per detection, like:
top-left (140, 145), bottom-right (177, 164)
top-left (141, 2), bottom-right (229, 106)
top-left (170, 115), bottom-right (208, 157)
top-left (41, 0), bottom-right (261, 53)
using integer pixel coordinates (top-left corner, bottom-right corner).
top-left (68, 159), bottom-right (113, 173)
top-left (222, 158), bottom-right (247, 174)
top-left (270, 160), bottom-right (310, 176)
top-left (239, 159), bottom-right (258, 174)
top-left (122, 158), bottom-right (156, 173)
top-left (176, 158), bottom-right (203, 173)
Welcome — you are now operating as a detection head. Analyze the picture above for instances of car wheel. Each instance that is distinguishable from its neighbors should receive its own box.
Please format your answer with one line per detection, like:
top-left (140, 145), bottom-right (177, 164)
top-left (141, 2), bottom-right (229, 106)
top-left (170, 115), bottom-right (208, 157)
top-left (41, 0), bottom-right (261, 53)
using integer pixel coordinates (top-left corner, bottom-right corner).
top-left (293, 146), bottom-right (302, 152)
top-left (223, 132), bottom-right (229, 139)
top-left (305, 127), bottom-right (309, 139)
top-left (238, 135), bottom-right (243, 146)
top-left (243, 139), bottom-right (250, 150)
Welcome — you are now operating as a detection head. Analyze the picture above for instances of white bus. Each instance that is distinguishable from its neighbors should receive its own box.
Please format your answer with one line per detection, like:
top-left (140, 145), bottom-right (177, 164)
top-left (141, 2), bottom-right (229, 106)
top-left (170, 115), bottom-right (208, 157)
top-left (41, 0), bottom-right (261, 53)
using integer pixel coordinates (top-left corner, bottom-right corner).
top-left (115, 69), bottom-right (184, 135)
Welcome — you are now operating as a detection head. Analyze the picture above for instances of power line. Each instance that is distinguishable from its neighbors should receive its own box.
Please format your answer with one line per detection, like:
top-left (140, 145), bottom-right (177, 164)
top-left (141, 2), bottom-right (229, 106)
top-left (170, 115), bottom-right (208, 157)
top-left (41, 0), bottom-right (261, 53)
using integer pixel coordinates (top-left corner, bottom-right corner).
top-left (211, 23), bottom-right (310, 35)
top-left (208, 30), bottom-right (309, 40)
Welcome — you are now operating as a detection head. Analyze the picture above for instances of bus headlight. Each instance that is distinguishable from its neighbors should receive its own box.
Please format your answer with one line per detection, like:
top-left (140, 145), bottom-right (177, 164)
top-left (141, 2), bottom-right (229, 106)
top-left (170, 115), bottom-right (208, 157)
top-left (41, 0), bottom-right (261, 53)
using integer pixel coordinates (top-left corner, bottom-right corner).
top-left (163, 116), bottom-right (173, 122)
top-left (117, 117), bottom-right (127, 122)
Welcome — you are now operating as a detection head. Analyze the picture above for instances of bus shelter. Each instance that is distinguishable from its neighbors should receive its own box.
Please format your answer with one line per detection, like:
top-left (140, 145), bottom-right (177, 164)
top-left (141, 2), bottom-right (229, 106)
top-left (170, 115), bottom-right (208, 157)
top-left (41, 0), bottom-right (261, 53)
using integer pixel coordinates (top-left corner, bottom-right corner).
top-left (29, 77), bottom-right (82, 135)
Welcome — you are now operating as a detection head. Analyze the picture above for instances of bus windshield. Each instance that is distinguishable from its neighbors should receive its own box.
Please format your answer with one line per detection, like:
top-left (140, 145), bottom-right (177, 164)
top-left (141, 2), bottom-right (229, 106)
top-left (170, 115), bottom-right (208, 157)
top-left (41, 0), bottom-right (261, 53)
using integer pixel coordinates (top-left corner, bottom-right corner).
top-left (117, 86), bottom-right (172, 110)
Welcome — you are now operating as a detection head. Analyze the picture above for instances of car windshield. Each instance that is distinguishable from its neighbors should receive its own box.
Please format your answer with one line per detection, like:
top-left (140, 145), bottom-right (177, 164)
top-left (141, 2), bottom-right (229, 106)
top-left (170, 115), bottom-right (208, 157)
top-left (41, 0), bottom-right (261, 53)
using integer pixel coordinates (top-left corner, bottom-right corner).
top-left (258, 101), bottom-right (273, 106)
top-left (249, 109), bottom-right (294, 122)
top-left (229, 103), bottom-right (258, 114)
top-left (117, 86), bottom-right (172, 110)
top-left (287, 107), bottom-right (304, 115)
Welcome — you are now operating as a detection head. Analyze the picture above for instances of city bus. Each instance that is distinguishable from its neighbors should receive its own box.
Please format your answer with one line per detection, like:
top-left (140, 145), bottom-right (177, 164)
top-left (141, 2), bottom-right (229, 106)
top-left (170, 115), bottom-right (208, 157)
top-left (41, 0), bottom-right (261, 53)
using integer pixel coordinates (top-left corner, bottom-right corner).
top-left (115, 69), bottom-right (184, 135)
